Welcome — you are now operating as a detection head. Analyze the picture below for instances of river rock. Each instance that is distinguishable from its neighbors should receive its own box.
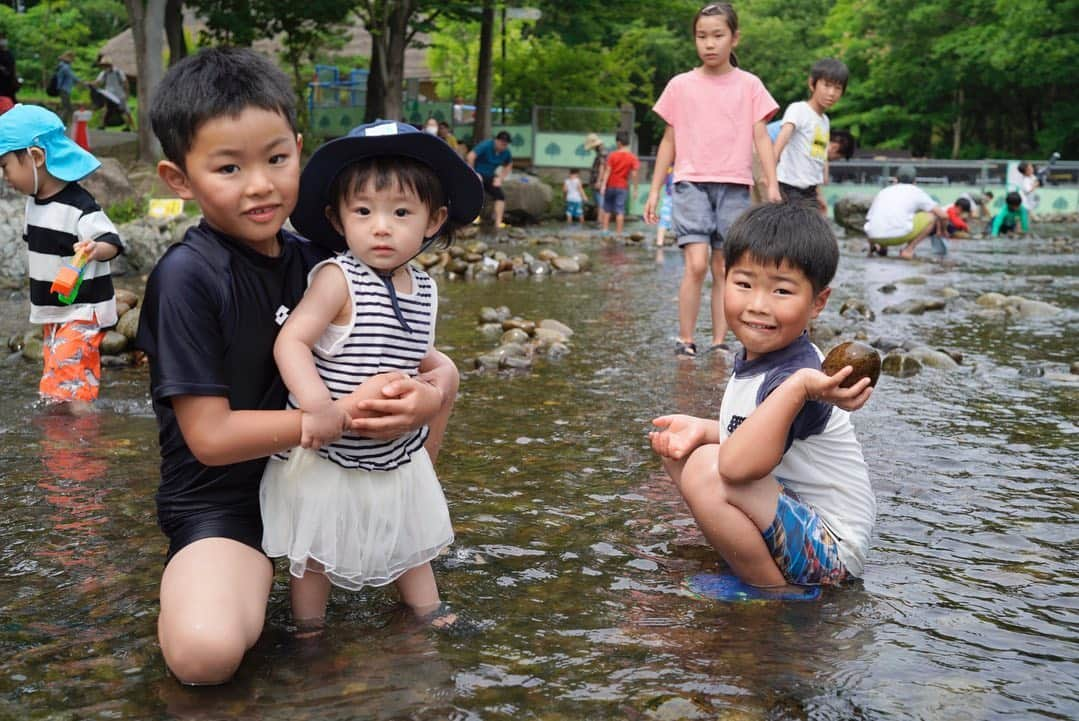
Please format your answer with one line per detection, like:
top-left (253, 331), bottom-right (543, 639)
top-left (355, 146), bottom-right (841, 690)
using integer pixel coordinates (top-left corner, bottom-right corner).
top-left (833, 195), bottom-right (873, 234)
top-left (502, 174), bottom-right (553, 224)
top-left (501, 355), bottom-right (533, 370)
top-left (882, 298), bottom-right (947, 315)
top-left (538, 318), bottom-right (573, 337)
top-left (545, 341), bottom-right (570, 359)
top-left (82, 157), bottom-right (137, 209)
top-left (478, 306), bottom-right (511, 323)
top-left (881, 353), bottom-right (922, 377)
top-left (415, 252), bottom-right (440, 268)
top-left (502, 318), bottom-right (535, 334)
top-left (571, 253), bottom-right (592, 271)
top-left (21, 331), bottom-right (43, 361)
top-left (533, 327), bottom-right (568, 346)
top-left (115, 288), bottom-right (139, 308)
top-left (500, 328), bottom-right (530, 345)
top-left (907, 347), bottom-right (960, 370)
top-left (116, 307), bottom-right (140, 341)
top-left (1007, 296), bottom-right (1062, 319)
top-left (536, 248), bottom-right (559, 262)
top-left (101, 330), bottom-right (129, 355)
top-left (839, 298), bottom-right (874, 320)
top-left (976, 292), bottom-right (1008, 307)
top-left (551, 257), bottom-right (580, 273)
top-left (822, 341), bottom-right (881, 387)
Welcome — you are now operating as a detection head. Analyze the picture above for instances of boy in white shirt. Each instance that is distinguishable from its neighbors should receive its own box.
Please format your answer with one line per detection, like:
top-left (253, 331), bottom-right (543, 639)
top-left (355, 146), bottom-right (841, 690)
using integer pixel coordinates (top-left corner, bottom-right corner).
top-left (650, 202), bottom-right (875, 589)
top-left (774, 59), bottom-right (848, 214)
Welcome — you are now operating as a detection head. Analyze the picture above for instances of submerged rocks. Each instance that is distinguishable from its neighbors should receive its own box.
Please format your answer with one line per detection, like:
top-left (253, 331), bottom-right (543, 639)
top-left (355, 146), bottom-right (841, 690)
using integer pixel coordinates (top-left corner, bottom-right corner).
top-left (468, 307), bottom-right (573, 372)
top-left (975, 292), bottom-right (1062, 319)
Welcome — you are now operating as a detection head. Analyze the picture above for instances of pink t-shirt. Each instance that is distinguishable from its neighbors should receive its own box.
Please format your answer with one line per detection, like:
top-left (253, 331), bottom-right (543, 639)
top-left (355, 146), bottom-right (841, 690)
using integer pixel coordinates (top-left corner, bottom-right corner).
top-left (653, 67), bottom-right (778, 186)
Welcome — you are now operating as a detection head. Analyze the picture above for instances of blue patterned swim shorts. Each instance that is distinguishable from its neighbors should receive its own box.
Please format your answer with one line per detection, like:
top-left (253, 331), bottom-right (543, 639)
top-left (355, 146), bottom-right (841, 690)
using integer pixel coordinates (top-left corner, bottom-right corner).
top-left (761, 484), bottom-right (849, 586)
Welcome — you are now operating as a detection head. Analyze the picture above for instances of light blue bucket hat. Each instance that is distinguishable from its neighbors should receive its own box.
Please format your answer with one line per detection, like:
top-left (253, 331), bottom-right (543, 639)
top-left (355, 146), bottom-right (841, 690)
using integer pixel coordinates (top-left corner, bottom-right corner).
top-left (0, 104), bottom-right (100, 181)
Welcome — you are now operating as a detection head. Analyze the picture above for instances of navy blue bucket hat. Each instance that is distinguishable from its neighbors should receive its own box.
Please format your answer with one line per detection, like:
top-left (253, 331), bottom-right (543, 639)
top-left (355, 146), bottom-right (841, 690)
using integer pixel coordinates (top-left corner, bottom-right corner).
top-left (291, 120), bottom-right (483, 252)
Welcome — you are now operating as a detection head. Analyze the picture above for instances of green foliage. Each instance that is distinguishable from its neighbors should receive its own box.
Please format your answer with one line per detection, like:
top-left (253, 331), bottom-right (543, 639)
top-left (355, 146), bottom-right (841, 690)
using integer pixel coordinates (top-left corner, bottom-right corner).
top-left (105, 195), bottom-right (148, 226)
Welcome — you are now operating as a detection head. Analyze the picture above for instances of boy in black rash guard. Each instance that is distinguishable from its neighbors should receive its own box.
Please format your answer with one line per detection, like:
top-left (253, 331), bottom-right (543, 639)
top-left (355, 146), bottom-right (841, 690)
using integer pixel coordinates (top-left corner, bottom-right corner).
top-left (135, 48), bottom-right (458, 686)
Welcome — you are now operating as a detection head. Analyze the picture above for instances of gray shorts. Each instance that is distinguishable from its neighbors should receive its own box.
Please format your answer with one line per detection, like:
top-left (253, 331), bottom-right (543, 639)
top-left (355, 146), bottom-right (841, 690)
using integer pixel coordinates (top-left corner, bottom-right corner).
top-left (672, 181), bottom-right (751, 248)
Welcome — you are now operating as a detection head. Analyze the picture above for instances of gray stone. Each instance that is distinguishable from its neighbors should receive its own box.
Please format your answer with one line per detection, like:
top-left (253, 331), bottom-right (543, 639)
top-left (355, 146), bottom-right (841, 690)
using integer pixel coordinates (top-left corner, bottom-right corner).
top-left (538, 318), bottom-right (573, 337)
top-left (101, 330), bottom-right (129, 355)
top-left (500, 355), bottom-right (533, 370)
top-left (116, 307), bottom-right (140, 340)
top-left (551, 257), bottom-right (580, 273)
top-left (502, 174), bottom-right (554, 224)
top-left (500, 328), bottom-right (530, 345)
top-left (82, 157), bottom-right (136, 210)
top-left (882, 353), bottom-right (922, 378)
top-left (833, 195), bottom-right (873, 234)
top-left (907, 347), bottom-right (960, 370)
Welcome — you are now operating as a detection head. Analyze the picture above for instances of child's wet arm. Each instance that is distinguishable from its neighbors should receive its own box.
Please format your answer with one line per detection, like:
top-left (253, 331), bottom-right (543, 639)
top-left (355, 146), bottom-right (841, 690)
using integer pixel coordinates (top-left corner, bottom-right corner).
top-left (718, 372), bottom-right (809, 483)
top-left (173, 395), bottom-right (302, 466)
top-left (275, 266), bottom-right (349, 410)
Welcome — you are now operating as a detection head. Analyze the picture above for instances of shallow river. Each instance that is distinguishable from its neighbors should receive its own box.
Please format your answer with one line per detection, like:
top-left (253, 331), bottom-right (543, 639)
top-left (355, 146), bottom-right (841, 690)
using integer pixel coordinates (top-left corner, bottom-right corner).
top-left (0, 224), bottom-right (1076, 720)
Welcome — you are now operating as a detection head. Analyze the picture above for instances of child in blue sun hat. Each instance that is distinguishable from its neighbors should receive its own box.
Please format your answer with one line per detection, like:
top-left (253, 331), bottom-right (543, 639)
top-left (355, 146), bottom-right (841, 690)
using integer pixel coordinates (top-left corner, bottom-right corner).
top-left (260, 120), bottom-right (481, 634)
top-left (0, 103), bottom-right (123, 412)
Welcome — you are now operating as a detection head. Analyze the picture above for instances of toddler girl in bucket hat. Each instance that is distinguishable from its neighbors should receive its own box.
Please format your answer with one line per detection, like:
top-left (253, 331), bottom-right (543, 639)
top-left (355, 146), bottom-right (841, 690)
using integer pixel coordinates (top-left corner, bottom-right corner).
top-left (0, 104), bottom-right (123, 413)
top-left (260, 120), bottom-right (481, 633)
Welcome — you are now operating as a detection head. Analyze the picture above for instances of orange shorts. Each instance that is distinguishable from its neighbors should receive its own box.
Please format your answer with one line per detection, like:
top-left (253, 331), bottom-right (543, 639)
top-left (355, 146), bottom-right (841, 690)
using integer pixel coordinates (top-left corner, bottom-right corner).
top-left (39, 320), bottom-right (105, 403)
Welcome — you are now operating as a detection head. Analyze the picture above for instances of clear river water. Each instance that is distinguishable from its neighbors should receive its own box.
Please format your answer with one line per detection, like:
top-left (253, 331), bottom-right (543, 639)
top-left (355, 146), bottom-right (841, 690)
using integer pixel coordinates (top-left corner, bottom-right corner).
top-left (0, 224), bottom-right (1075, 720)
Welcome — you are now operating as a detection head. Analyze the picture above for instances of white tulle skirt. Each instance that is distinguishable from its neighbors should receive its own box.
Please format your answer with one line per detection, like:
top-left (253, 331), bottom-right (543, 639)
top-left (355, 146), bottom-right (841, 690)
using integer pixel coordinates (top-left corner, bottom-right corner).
top-left (260, 446), bottom-right (453, 591)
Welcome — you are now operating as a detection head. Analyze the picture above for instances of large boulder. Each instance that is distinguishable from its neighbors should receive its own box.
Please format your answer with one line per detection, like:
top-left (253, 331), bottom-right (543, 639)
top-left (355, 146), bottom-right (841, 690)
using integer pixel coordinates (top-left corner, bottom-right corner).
top-left (501, 174), bottom-right (554, 224)
top-left (834, 194), bottom-right (874, 235)
top-left (82, 157), bottom-right (137, 210)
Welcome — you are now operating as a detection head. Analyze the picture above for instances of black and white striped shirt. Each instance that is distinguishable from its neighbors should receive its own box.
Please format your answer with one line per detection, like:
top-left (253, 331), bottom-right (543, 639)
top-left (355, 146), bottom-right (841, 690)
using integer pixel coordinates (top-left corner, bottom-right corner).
top-left (25, 182), bottom-right (123, 326)
top-left (276, 252), bottom-right (437, 471)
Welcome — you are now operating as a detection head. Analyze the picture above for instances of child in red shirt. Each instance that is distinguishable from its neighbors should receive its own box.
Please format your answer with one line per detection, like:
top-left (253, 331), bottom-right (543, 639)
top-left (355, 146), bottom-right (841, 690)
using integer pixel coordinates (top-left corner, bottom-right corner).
top-left (600, 131), bottom-right (640, 236)
top-left (945, 196), bottom-right (971, 236)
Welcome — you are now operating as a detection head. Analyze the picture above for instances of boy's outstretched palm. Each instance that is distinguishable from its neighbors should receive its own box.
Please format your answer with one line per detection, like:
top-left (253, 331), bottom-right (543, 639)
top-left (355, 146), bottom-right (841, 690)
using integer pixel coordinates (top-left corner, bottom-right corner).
top-left (649, 414), bottom-right (711, 460)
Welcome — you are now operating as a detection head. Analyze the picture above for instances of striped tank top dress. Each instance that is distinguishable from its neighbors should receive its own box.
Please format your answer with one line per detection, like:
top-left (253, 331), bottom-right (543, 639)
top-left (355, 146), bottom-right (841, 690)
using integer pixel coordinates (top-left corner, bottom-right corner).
top-left (260, 252), bottom-right (454, 590)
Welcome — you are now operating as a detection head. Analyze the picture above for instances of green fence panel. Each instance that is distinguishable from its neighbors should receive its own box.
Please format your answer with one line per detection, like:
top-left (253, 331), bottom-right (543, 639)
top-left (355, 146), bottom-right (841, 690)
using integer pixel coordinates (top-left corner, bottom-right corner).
top-left (533, 132), bottom-right (616, 169)
top-left (453, 125), bottom-right (533, 160)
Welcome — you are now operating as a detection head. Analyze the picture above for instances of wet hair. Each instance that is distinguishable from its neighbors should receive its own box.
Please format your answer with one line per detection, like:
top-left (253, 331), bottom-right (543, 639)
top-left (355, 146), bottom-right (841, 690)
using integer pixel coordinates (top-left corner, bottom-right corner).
top-left (1005, 191), bottom-right (1022, 208)
top-left (955, 197), bottom-right (972, 212)
top-left (328, 155), bottom-right (454, 248)
top-left (724, 203), bottom-right (838, 294)
top-left (829, 129), bottom-right (856, 160)
top-left (615, 130), bottom-right (629, 146)
top-left (495, 130), bottom-right (512, 143)
top-left (150, 47), bottom-right (297, 168)
top-left (693, 3), bottom-right (739, 68)
top-left (810, 58), bottom-right (849, 91)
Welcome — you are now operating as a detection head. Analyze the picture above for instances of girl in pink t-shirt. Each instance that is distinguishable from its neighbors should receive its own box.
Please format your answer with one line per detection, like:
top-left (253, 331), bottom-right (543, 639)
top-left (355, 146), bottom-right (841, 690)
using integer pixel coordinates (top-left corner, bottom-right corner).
top-left (644, 3), bottom-right (780, 358)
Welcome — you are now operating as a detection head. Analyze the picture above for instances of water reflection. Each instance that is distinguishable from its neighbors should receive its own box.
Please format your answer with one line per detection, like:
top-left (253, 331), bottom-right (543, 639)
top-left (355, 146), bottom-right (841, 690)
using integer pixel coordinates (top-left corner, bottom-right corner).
top-left (0, 227), bottom-right (1075, 719)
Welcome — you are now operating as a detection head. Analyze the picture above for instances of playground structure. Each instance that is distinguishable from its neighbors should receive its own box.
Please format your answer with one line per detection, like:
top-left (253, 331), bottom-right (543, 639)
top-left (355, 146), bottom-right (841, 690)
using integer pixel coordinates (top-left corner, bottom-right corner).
top-left (307, 67), bottom-right (633, 170)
